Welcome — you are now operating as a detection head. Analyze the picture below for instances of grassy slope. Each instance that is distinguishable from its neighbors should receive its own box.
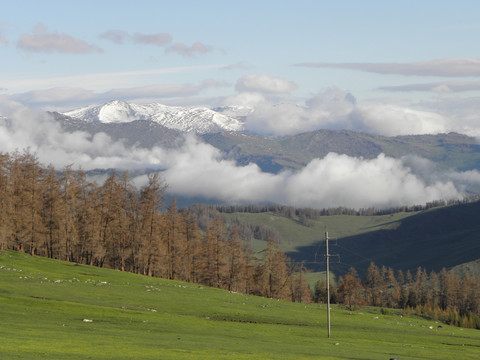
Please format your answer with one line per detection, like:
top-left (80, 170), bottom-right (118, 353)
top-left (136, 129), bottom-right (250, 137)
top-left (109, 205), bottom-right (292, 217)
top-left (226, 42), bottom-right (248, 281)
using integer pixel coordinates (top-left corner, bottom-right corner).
top-left (223, 201), bottom-right (480, 277)
top-left (1, 250), bottom-right (480, 360)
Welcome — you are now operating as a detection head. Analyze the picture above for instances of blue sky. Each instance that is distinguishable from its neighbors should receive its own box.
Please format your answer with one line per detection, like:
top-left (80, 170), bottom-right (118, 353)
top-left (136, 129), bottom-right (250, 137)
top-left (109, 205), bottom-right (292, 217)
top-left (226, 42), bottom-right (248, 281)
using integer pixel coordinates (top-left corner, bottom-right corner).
top-left (3, 0), bottom-right (480, 114)
top-left (2, 0), bottom-right (480, 208)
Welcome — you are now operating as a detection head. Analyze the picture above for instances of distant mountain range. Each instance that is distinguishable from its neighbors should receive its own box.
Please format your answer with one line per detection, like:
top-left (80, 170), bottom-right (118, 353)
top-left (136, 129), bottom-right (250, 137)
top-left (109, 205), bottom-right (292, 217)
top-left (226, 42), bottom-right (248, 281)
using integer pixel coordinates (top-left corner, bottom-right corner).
top-left (54, 100), bottom-right (480, 176)
top-left (16, 101), bottom-right (480, 274)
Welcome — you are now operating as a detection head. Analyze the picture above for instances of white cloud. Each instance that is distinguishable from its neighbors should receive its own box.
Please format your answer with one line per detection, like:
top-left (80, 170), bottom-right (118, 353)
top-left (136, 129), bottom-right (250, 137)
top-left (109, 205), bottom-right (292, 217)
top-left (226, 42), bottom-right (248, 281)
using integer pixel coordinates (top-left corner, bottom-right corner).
top-left (236, 74), bottom-right (297, 94)
top-left (350, 104), bottom-right (451, 136)
top-left (223, 92), bottom-right (267, 107)
top-left (242, 88), bottom-right (356, 136)
top-left (281, 153), bottom-right (462, 209)
top-left (157, 138), bottom-right (467, 209)
top-left (17, 23), bottom-right (102, 54)
top-left (236, 88), bottom-right (462, 137)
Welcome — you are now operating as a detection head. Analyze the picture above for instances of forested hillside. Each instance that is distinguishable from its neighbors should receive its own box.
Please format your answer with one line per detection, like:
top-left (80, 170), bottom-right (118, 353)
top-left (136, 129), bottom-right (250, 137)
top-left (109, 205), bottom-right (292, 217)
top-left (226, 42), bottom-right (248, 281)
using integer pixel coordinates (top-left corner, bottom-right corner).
top-left (0, 151), bottom-right (311, 303)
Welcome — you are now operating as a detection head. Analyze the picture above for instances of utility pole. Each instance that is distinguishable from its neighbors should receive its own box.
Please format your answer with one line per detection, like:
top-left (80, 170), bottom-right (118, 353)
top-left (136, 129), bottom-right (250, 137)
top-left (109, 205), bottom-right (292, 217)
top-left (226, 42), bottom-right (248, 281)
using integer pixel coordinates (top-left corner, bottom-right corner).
top-left (325, 231), bottom-right (331, 338)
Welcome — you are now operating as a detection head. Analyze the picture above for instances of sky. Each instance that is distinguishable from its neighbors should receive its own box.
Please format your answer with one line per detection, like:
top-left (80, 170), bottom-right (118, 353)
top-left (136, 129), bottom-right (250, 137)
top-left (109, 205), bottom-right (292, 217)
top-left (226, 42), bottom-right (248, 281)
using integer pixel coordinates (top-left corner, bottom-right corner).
top-left (2, 0), bottom-right (480, 208)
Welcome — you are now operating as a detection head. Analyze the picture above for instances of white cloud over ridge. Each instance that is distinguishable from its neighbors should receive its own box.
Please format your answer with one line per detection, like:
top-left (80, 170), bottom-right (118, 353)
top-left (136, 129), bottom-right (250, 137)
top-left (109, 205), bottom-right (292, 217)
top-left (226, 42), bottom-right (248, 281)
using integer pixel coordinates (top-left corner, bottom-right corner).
top-left (236, 88), bottom-right (455, 137)
top-left (1, 98), bottom-right (476, 210)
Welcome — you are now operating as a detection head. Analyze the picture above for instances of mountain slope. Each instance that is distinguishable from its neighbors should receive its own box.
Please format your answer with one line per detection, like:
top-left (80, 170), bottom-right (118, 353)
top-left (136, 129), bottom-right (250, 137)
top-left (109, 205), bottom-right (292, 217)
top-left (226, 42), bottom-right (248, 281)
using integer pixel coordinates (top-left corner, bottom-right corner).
top-left (63, 100), bottom-right (245, 134)
top-left (328, 200), bottom-right (480, 275)
top-left (53, 112), bottom-right (185, 148)
top-left (222, 200), bottom-right (480, 276)
top-left (203, 130), bottom-right (480, 173)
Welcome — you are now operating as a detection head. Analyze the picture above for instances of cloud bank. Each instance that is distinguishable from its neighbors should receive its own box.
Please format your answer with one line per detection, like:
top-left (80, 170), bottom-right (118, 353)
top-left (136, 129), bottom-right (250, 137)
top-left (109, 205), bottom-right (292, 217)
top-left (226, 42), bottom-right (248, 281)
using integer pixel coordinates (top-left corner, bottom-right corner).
top-left (1, 99), bottom-right (477, 210)
top-left (231, 88), bottom-right (455, 137)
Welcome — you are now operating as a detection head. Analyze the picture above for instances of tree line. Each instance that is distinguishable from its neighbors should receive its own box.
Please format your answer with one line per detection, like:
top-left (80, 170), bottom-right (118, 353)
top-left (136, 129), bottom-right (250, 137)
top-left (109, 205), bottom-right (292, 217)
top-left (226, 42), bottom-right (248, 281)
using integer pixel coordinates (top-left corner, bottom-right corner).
top-left (211, 197), bottom-right (480, 219)
top-left (0, 151), bottom-right (311, 303)
top-left (316, 263), bottom-right (480, 329)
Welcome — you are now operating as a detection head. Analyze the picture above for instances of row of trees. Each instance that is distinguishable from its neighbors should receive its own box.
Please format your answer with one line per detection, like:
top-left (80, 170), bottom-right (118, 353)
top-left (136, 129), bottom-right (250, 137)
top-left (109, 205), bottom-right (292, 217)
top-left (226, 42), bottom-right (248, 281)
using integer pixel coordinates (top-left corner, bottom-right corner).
top-left (317, 263), bottom-right (480, 329)
top-left (0, 151), bottom-right (311, 302)
top-left (212, 197), bottom-right (480, 219)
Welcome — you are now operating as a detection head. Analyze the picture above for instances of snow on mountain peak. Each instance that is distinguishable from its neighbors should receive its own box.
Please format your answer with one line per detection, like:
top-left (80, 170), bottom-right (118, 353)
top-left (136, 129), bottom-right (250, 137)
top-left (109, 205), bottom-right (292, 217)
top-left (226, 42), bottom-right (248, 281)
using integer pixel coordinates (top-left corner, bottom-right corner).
top-left (63, 101), bottom-right (245, 134)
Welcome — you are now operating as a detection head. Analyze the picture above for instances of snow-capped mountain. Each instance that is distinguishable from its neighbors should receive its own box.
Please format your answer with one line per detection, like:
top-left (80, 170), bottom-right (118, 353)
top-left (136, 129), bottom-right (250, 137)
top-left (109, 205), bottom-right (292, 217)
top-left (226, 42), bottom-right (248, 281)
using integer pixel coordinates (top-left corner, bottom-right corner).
top-left (63, 100), bottom-right (245, 134)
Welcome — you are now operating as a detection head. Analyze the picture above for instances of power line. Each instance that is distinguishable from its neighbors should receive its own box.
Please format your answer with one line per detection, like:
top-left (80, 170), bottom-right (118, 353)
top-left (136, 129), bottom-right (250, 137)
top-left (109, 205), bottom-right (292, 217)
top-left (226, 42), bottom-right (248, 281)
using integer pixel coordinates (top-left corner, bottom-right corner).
top-left (324, 230), bottom-right (338, 339)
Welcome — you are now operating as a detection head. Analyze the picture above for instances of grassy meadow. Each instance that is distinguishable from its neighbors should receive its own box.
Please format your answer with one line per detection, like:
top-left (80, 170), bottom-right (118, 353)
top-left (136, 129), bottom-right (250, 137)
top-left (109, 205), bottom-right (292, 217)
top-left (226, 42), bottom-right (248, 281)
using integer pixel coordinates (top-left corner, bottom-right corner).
top-left (1, 250), bottom-right (479, 359)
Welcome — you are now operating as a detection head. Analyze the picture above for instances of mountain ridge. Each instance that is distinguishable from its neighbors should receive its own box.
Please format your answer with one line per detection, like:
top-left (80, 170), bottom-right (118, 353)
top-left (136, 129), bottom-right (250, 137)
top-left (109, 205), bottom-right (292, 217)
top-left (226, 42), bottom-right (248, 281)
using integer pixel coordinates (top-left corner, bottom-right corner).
top-left (52, 109), bottom-right (480, 176)
top-left (63, 100), bottom-right (245, 134)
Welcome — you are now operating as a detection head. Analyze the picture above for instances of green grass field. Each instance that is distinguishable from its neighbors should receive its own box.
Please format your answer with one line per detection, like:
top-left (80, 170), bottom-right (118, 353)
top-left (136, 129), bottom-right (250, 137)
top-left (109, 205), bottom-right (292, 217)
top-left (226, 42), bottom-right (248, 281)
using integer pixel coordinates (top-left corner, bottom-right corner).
top-left (1, 250), bottom-right (479, 359)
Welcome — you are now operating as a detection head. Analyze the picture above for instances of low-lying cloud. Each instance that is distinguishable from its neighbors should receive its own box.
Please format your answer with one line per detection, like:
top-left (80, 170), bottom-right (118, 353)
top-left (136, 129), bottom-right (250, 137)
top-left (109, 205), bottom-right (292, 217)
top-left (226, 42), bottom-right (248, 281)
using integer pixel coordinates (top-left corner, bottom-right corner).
top-left (1, 98), bottom-right (478, 210)
top-left (235, 88), bottom-right (455, 137)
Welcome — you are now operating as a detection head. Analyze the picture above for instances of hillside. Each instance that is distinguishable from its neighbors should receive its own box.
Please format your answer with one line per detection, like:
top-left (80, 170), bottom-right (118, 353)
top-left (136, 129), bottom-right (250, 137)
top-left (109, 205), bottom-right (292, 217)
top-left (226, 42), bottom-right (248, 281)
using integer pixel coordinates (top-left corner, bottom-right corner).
top-left (53, 113), bottom-right (186, 148)
top-left (222, 200), bottom-right (480, 276)
top-left (204, 130), bottom-right (480, 173)
top-left (1, 250), bottom-right (479, 359)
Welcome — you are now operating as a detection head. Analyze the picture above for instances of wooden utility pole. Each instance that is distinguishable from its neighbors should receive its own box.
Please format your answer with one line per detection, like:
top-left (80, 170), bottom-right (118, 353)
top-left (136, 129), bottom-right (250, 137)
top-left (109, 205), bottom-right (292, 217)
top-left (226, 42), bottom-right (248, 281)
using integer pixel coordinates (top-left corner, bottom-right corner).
top-left (325, 231), bottom-right (331, 338)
